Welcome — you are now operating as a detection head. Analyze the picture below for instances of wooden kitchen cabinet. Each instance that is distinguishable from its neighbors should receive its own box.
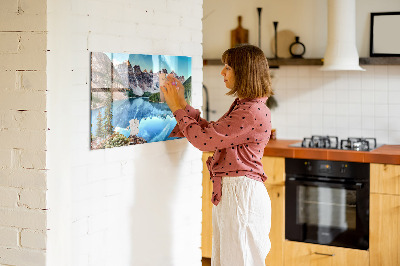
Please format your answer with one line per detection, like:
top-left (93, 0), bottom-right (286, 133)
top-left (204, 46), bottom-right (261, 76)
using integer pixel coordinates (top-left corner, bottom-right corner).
top-left (370, 163), bottom-right (400, 266)
top-left (202, 152), bottom-right (213, 258)
top-left (370, 163), bottom-right (400, 195)
top-left (284, 241), bottom-right (369, 266)
top-left (370, 193), bottom-right (400, 266)
top-left (264, 184), bottom-right (285, 266)
top-left (201, 154), bottom-right (286, 266)
top-left (262, 156), bottom-right (285, 266)
top-left (261, 156), bottom-right (285, 186)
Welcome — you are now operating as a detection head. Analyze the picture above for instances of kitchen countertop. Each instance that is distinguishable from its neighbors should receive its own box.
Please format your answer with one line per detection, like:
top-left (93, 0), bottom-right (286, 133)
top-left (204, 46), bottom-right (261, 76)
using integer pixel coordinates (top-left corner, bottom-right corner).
top-left (263, 139), bottom-right (400, 165)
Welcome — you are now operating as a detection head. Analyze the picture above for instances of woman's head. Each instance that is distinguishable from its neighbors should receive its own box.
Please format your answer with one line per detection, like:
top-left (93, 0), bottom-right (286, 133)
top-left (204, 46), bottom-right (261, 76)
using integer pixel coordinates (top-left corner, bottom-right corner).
top-left (221, 44), bottom-right (273, 99)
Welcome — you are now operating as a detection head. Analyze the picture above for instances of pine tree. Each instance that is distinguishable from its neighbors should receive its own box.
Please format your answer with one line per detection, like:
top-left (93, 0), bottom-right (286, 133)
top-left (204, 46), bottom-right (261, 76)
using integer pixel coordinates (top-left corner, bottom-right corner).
top-left (104, 99), bottom-right (114, 136)
top-left (96, 110), bottom-right (105, 138)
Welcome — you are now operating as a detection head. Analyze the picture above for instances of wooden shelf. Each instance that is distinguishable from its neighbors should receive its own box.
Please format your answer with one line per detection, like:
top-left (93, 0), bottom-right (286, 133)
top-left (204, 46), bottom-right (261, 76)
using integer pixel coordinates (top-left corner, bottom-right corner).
top-left (268, 58), bottom-right (322, 67)
top-left (203, 57), bottom-right (400, 67)
top-left (359, 57), bottom-right (400, 65)
top-left (203, 58), bottom-right (323, 67)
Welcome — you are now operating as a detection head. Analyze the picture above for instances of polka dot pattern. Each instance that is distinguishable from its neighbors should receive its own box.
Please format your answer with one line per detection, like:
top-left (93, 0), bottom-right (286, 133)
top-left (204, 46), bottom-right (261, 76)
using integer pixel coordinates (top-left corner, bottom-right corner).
top-left (169, 97), bottom-right (272, 206)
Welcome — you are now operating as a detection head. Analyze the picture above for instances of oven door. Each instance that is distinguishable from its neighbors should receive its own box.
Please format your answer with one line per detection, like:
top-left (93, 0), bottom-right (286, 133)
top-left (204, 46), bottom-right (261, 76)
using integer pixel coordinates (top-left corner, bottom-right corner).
top-left (285, 177), bottom-right (369, 250)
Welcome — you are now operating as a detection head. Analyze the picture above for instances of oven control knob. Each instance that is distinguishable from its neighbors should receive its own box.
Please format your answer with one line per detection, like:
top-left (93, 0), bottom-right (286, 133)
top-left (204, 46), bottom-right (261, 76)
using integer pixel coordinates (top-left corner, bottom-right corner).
top-left (340, 164), bottom-right (347, 174)
top-left (304, 162), bottom-right (312, 171)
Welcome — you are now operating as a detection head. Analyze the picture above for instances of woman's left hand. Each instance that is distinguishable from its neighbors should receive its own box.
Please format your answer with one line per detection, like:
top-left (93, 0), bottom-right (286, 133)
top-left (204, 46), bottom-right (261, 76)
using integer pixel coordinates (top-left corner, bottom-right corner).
top-left (160, 77), bottom-right (185, 113)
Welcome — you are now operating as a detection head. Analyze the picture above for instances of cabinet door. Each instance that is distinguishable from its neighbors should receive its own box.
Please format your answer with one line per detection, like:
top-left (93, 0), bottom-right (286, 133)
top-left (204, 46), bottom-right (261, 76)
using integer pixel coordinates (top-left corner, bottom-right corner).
top-left (261, 156), bottom-right (285, 185)
top-left (202, 152), bottom-right (213, 258)
top-left (370, 163), bottom-right (400, 195)
top-left (370, 193), bottom-right (400, 266)
top-left (264, 185), bottom-right (284, 266)
top-left (284, 241), bottom-right (369, 266)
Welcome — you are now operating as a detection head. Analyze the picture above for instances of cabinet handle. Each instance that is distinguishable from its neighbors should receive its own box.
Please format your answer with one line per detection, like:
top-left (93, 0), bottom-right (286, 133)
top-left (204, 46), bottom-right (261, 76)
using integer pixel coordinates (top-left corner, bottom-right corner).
top-left (314, 252), bottom-right (335, 257)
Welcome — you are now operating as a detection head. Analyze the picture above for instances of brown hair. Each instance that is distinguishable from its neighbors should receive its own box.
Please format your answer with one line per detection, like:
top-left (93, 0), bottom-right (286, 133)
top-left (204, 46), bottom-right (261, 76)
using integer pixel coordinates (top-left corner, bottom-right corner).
top-left (221, 44), bottom-right (273, 99)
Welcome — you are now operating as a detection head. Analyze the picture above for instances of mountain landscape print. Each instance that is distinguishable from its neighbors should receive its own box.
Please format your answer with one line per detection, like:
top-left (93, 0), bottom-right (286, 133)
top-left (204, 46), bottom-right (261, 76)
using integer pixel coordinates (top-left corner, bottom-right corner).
top-left (90, 52), bottom-right (192, 150)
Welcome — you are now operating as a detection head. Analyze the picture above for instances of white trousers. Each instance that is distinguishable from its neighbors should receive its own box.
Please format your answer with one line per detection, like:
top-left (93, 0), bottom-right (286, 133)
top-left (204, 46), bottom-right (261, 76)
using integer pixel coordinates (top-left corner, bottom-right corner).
top-left (212, 176), bottom-right (271, 266)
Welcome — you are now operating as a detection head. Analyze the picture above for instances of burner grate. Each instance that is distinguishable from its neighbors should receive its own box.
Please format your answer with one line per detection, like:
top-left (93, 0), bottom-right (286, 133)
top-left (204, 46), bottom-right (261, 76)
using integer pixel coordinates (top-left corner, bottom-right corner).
top-left (301, 135), bottom-right (339, 149)
top-left (340, 137), bottom-right (377, 151)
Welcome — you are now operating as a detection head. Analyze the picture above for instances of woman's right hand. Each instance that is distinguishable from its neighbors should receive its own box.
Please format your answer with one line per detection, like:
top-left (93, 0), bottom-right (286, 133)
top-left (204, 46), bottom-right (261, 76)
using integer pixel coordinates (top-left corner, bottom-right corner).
top-left (167, 75), bottom-right (187, 108)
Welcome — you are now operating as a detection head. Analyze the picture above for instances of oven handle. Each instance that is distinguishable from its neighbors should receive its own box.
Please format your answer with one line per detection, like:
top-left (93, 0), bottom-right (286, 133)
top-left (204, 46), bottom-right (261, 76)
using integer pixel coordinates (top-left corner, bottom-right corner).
top-left (286, 177), bottom-right (364, 189)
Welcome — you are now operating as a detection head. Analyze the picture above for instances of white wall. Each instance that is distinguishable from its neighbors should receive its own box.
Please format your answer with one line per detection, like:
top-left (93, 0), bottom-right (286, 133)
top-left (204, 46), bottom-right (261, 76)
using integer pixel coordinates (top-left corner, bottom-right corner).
top-left (46, 0), bottom-right (203, 266)
top-left (203, 0), bottom-right (400, 58)
top-left (203, 0), bottom-right (400, 145)
top-left (0, 0), bottom-right (48, 265)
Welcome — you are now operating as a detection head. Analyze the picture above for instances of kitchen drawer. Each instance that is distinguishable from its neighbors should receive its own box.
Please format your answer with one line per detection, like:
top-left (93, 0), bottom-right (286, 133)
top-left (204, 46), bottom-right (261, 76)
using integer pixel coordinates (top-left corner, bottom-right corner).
top-left (284, 241), bottom-right (369, 266)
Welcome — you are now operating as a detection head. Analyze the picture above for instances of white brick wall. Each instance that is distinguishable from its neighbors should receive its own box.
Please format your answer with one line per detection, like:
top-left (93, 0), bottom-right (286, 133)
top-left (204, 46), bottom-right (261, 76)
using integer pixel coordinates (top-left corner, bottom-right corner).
top-left (47, 1), bottom-right (203, 266)
top-left (0, 0), bottom-right (48, 265)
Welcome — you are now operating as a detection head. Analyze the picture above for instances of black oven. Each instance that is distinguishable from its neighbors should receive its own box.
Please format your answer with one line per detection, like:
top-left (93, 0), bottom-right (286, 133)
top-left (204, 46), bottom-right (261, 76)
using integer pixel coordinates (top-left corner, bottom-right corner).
top-left (285, 158), bottom-right (369, 250)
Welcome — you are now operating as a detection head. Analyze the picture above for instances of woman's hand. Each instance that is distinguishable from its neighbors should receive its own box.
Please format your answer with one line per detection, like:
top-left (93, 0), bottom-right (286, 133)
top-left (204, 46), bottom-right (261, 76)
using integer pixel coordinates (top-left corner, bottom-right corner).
top-left (169, 75), bottom-right (187, 107)
top-left (160, 76), bottom-right (187, 113)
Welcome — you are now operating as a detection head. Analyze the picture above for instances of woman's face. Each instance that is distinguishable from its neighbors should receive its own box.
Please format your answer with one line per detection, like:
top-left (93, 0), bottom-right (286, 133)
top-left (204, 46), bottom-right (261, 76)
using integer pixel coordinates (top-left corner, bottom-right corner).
top-left (220, 64), bottom-right (235, 89)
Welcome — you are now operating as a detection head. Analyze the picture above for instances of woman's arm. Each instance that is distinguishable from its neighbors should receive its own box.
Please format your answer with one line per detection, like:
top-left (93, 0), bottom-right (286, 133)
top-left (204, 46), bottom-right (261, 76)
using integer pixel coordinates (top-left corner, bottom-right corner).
top-left (162, 76), bottom-right (211, 137)
top-left (173, 106), bottom-right (257, 152)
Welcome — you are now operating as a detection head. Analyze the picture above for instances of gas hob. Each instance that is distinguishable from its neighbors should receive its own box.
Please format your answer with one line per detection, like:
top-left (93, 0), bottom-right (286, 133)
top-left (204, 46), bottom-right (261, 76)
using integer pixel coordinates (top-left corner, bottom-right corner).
top-left (289, 135), bottom-right (382, 151)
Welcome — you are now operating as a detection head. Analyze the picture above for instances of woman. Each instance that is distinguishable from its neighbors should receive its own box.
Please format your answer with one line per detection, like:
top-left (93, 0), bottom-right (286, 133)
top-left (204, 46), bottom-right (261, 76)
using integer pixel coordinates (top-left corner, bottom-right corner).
top-left (161, 44), bottom-right (273, 266)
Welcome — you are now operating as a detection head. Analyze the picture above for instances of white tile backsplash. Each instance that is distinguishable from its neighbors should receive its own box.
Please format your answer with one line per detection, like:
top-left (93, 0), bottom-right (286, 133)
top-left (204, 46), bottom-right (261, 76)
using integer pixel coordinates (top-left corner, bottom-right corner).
top-left (204, 65), bottom-right (400, 144)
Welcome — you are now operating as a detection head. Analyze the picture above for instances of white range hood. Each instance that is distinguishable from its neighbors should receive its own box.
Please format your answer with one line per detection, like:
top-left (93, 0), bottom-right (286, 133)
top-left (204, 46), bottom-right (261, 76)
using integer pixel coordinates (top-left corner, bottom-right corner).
top-left (320, 0), bottom-right (365, 71)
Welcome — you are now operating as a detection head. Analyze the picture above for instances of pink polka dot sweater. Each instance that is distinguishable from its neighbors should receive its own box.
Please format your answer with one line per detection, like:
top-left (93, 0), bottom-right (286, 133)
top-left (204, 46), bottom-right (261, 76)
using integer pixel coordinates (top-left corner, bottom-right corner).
top-left (169, 97), bottom-right (271, 206)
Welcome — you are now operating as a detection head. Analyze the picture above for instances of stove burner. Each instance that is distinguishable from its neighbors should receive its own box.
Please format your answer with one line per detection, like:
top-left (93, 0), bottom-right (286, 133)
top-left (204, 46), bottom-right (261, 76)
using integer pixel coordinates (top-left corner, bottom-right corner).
top-left (301, 135), bottom-right (339, 149)
top-left (340, 137), bottom-right (377, 151)
top-left (295, 136), bottom-right (378, 151)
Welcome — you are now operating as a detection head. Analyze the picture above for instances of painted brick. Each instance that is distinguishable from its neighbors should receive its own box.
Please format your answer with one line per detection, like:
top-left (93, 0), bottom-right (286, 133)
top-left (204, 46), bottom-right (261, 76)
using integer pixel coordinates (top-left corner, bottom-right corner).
top-left (189, 3), bottom-right (203, 19)
top-left (152, 11), bottom-right (180, 27)
top-left (0, 0), bottom-right (18, 13)
top-left (120, 36), bottom-right (154, 54)
top-left (19, 0), bottom-right (47, 15)
top-left (0, 90), bottom-right (46, 111)
top-left (181, 42), bottom-right (202, 56)
top-left (10, 148), bottom-right (22, 170)
top-left (0, 187), bottom-right (19, 208)
top-left (0, 13), bottom-right (46, 32)
top-left (20, 229), bottom-right (46, 249)
top-left (1, 110), bottom-right (47, 130)
top-left (0, 33), bottom-right (20, 54)
top-left (0, 71), bottom-right (16, 90)
top-left (180, 16), bottom-right (202, 30)
top-left (191, 31), bottom-right (203, 44)
top-left (88, 33), bottom-right (126, 55)
top-left (87, 212), bottom-right (109, 233)
top-left (19, 189), bottom-right (46, 209)
top-left (0, 208), bottom-right (46, 230)
top-left (0, 149), bottom-right (11, 169)
top-left (0, 169), bottom-right (47, 189)
top-left (20, 150), bottom-right (46, 170)
top-left (0, 52), bottom-right (47, 71)
top-left (0, 227), bottom-right (19, 247)
top-left (0, 247), bottom-right (45, 266)
top-left (19, 32), bottom-right (47, 54)
top-left (135, 25), bottom-right (170, 41)
top-left (166, 0), bottom-right (191, 15)
top-left (0, 129), bottom-right (46, 150)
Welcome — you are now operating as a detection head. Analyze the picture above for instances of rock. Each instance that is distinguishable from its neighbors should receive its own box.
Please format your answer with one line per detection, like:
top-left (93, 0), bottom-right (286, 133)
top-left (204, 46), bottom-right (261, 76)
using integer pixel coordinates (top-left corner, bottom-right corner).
top-left (128, 135), bottom-right (147, 145)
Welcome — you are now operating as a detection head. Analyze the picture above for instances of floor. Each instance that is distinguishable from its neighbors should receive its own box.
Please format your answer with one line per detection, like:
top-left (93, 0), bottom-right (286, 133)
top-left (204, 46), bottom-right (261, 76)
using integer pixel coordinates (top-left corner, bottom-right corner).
top-left (202, 257), bottom-right (211, 266)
